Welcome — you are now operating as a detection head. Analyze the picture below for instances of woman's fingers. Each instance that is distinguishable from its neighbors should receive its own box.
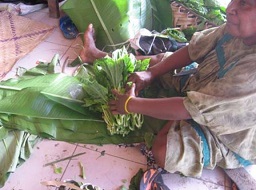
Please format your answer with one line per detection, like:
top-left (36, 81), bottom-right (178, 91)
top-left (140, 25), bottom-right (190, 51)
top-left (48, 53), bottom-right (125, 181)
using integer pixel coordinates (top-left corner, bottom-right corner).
top-left (127, 77), bottom-right (142, 96)
top-left (108, 99), bottom-right (118, 114)
top-left (127, 71), bottom-right (151, 96)
top-left (129, 83), bottom-right (136, 96)
top-left (109, 85), bottom-right (136, 114)
top-left (111, 89), bottom-right (120, 96)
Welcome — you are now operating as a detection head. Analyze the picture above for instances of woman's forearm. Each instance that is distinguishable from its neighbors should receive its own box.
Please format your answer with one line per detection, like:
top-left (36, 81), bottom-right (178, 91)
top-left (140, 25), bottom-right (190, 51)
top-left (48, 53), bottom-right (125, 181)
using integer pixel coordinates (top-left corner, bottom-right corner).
top-left (127, 96), bottom-right (191, 120)
top-left (149, 46), bottom-right (192, 79)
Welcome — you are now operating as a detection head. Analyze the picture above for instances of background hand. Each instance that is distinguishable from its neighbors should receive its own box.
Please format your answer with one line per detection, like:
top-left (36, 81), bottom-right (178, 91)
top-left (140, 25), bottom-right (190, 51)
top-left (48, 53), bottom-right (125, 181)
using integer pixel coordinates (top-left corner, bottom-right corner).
top-left (127, 71), bottom-right (153, 96)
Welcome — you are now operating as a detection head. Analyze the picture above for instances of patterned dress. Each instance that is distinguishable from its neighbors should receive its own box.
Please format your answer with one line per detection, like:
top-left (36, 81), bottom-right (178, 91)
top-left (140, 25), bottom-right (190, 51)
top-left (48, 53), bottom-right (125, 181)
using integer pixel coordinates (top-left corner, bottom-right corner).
top-left (164, 23), bottom-right (256, 177)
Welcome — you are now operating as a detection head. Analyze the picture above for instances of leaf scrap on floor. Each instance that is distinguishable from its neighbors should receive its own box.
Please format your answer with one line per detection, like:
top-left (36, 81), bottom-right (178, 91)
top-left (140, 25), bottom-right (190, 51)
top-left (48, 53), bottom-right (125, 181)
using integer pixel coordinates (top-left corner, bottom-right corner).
top-left (53, 164), bottom-right (62, 174)
top-left (79, 161), bottom-right (86, 179)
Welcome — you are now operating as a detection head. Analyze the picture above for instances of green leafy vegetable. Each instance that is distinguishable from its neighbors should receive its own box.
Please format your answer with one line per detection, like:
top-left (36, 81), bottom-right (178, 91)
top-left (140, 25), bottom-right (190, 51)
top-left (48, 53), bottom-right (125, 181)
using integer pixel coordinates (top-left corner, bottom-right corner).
top-left (76, 47), bottom-right (150, 136)
top-left (161, 28), bottom-right (187, 42)
top-left (53, 164), bottom-right (62, 174)
top-left (173, 0), bottom-right (226, 27)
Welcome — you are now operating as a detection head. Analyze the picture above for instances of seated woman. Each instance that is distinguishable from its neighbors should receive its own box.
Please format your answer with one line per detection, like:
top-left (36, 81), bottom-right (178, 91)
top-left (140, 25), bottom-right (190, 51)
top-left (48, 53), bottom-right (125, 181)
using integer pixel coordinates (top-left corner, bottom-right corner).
top-left (80, 0), bottom-right (256, 188)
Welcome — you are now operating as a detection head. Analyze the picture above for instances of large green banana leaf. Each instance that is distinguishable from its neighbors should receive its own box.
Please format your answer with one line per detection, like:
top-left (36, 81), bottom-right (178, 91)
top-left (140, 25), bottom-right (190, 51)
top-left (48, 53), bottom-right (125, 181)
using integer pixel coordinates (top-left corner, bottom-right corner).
top-left (0, 54), bottom-right (165, 145)
top-left (0, 54), bottom-right (164, 143)
top-left (0, 73), bottom-right (164, 144)
top-left (0, 53), bottom-right (167, 187)
top-left (0, 74), bottom-right (96, 118)
top-left (61, 0), bottom-right (173, 51)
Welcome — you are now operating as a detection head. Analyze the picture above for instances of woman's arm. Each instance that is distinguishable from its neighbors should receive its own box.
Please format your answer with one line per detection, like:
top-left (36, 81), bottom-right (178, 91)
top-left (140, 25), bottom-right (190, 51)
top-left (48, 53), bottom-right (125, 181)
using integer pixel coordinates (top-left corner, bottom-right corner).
top-left (127, 96), bottom-right (191, 120)
top-left (109, 83), bottom-right (191, 121)
top-left (128, 46), bottom-right (193, 95)
top-left (148, 45), bottom-right (193, 79)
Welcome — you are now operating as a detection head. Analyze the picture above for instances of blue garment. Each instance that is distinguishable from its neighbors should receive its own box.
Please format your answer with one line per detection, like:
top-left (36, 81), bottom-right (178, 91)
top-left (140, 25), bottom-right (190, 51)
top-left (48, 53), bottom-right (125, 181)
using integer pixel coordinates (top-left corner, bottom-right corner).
top-left (187, 119), bottom-right (210, 167)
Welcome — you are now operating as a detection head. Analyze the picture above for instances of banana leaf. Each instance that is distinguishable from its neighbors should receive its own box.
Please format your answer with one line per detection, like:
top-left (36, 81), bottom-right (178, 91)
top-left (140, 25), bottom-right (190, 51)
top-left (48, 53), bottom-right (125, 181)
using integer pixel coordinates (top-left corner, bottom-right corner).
top-left (0, 54), bottom-right (165, 144)
top-left (0, 129), bottom-right (39, 188)
top-left (0, 54), bottom-right (168, 188)
top-left (61, 0), bottom-right (173, 52)
top-left (0, 72), bottom-right (163, 144)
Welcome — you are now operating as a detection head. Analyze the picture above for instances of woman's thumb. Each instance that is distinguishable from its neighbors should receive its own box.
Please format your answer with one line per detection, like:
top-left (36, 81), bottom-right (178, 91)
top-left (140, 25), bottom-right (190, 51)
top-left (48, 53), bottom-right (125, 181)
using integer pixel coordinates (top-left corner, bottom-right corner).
top-left (129, 83), bottom-right (136, 96)
top-left (111, 89), bottom-right (119, 96)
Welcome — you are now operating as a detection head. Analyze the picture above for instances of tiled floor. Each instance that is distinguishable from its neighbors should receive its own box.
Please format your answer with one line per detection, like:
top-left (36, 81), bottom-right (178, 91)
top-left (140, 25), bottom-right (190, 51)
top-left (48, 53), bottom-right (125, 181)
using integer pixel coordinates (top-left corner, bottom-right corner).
top-left (1, 7), bottom-right (235, 190)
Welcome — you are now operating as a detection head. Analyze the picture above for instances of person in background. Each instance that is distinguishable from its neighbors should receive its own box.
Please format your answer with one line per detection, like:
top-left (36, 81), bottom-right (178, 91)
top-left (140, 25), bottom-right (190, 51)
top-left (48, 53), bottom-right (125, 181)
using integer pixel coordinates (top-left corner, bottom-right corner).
top-left (80, 0), bottom-right (256, 188)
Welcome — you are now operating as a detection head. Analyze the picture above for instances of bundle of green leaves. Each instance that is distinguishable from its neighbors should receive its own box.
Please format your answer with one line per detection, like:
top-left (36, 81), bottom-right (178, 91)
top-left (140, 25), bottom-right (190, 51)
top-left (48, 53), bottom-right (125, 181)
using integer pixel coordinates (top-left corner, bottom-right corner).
top-left (173, 0), bottom-right (226, 27)
top-left (75, 47), bottom-right (150, 136)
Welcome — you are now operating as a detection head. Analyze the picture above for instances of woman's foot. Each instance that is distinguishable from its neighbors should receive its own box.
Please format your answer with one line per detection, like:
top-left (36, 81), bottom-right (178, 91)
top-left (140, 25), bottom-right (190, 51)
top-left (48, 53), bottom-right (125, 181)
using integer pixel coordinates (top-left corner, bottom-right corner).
top-left (79, 24), bottom-right (107, 64)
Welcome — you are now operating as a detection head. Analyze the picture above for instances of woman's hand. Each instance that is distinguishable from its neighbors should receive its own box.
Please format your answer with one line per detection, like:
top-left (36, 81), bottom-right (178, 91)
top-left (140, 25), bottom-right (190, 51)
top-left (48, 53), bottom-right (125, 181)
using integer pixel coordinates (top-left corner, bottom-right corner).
top-left (127, 70), bottom-right (153, 96)
top-left (109, 83), bottom-right (136, 115)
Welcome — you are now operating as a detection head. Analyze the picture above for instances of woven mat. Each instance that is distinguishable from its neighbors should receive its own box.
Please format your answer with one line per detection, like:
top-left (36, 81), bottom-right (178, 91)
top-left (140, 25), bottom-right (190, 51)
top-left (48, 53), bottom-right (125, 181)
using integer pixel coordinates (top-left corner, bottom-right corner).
top-left (0, 11), bottom-right (54, 79)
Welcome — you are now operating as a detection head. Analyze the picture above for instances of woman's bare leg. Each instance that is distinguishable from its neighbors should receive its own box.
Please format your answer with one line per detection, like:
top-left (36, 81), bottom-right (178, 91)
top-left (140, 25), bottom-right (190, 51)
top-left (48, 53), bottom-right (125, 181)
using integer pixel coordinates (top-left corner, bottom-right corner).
top-left (151, 120), bottom-right (173, 168)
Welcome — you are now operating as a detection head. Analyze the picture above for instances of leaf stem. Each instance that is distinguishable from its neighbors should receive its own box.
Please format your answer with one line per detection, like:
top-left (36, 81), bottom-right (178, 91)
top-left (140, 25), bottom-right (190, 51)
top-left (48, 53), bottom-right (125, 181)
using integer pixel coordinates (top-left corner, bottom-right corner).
top-left (89, 0), bottom-right (115, 48)
top-left (43, 152), bottom-right (86, 167)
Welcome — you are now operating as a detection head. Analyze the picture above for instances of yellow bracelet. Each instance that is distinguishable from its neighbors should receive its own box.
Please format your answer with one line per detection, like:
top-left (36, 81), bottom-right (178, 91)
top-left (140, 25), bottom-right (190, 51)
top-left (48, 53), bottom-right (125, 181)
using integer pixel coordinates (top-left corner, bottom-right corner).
top-left (124, 96), bottom-right (133, 114)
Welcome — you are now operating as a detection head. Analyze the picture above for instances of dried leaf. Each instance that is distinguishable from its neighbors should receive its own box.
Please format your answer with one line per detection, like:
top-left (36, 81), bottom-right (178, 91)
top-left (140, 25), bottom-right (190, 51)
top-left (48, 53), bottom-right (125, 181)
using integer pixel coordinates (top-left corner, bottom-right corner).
top-left (79, 161), bottom-right (86, 179)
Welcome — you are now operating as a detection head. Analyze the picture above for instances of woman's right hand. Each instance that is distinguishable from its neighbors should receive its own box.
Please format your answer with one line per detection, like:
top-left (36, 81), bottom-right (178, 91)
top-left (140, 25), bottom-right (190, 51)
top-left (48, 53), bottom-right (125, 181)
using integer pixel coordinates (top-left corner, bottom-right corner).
top-left (127, 70), bottom-right (154, 96)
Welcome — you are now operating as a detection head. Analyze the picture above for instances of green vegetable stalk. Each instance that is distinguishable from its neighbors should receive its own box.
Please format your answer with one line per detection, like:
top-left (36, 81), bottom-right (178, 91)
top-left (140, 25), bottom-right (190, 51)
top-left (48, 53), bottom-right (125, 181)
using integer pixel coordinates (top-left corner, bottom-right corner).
top-left (75, 47), bottom-right (150, 136)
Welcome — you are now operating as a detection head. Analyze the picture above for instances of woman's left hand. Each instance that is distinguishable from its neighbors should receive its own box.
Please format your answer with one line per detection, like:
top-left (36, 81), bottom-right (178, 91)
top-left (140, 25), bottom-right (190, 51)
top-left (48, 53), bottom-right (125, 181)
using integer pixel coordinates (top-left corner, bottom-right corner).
top-left (109, 83), bottom-right (136, 115)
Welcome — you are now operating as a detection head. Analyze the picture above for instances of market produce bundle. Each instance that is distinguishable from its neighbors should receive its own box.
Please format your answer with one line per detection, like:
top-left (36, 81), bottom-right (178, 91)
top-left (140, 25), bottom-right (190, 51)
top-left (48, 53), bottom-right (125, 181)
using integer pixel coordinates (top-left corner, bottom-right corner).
top-left (76, 47), bottom-right (150, 136)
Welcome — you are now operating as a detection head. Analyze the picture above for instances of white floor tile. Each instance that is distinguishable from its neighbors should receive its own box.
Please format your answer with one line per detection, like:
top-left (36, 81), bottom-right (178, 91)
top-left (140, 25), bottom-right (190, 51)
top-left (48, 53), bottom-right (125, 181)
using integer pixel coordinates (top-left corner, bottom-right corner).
top-left (78, 143), bottom-right (147, 165)
top-left (61, 145), bottom-right (147, 190)
top-left (2, 140), bottom-right (77, 190)
top-left (45, 27), bottom-right (75, 47)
